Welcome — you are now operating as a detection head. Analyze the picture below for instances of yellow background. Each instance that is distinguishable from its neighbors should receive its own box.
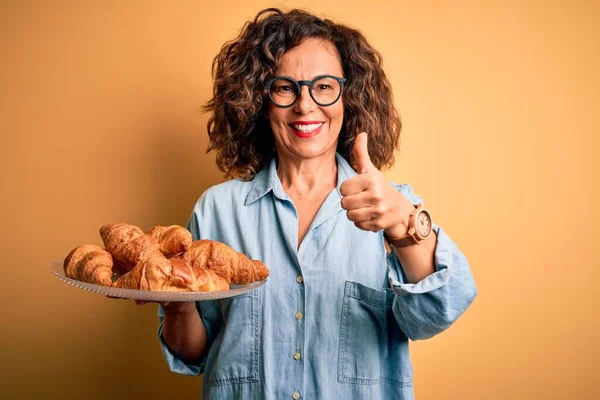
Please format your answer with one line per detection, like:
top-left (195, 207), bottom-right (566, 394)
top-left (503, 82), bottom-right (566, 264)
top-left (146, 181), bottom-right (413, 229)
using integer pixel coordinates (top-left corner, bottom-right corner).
top-left (1, 1), bottom-right (598, 399)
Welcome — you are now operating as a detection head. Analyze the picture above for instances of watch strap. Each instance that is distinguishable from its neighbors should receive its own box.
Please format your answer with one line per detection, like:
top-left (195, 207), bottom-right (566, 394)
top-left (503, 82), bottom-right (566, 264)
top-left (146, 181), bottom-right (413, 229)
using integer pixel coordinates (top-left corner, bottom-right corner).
top-left (384, 232), bottom-right (418, 248)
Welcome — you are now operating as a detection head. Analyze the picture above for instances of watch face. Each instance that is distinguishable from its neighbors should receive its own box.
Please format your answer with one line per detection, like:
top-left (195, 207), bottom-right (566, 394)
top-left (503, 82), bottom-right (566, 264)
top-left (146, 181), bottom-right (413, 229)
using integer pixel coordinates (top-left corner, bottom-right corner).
top-left (416, 211), bottom-right (432, 237)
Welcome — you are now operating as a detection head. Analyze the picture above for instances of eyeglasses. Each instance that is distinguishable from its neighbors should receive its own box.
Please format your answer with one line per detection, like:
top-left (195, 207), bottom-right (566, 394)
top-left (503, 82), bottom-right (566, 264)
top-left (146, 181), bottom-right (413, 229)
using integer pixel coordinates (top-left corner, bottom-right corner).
top-left (267, 75), bottom-right (348, 108)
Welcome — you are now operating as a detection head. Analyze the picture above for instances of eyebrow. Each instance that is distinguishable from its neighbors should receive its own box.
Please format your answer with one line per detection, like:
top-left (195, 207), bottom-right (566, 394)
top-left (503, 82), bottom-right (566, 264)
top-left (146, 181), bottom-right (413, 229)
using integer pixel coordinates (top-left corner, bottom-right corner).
top-left (273, 74), bottom-right (344, 80)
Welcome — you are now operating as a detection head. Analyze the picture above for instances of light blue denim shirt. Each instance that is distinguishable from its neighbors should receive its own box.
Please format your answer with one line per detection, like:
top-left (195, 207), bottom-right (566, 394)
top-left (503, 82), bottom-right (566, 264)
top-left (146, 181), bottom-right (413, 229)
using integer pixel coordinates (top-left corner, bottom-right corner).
top-left (157, 153), bottom-right (477, 400)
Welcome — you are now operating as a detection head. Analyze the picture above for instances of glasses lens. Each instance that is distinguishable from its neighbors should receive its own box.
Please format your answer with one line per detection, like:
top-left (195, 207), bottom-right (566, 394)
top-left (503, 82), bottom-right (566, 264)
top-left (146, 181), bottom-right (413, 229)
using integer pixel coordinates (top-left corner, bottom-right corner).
top-left (311, 77), bottom-right (342, 106)
top-left (269, 78), bottom-right (298, 107)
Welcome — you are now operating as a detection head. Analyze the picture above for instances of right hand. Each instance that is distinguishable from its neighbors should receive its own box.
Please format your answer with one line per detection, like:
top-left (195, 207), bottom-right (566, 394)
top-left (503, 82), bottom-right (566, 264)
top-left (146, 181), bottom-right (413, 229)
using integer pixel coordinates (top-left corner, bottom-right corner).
top-left (106, 295), bottom-right (196, 315)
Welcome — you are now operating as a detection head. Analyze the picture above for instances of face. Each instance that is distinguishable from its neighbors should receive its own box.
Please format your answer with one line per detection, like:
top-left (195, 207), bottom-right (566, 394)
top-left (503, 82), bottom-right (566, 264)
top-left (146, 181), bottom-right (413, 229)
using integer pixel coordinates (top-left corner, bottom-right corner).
top-left (268, 38), bottom-right (345, 163)
top-left (417, 211), bottom-right (432, 237)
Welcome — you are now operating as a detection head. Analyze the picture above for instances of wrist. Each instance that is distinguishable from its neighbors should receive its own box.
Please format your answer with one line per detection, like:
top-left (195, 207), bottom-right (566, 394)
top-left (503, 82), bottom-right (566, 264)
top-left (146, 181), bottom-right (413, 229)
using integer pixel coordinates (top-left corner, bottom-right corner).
top-left (384, 230), bottom-right (418, 248)
top-left (384, 204), bottom-right (412, 239)
top-left (384, 223), bottom-right (408, 240)
top-left (162, 301), bottom-right (197, 317)
top-left (384, 203), bottom-right (433, 248)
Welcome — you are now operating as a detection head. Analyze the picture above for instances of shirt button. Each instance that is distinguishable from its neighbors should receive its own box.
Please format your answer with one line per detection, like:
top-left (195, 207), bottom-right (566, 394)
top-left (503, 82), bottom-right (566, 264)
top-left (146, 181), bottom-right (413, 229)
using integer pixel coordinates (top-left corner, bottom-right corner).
top-left (292, 390), bottom-right (301, 399)
top-left (293, 351), bottom-right (301, 360)
top-left (295, 311), bottom-right (303, 320)
top-left (296, 275), bottom-right (303, 283)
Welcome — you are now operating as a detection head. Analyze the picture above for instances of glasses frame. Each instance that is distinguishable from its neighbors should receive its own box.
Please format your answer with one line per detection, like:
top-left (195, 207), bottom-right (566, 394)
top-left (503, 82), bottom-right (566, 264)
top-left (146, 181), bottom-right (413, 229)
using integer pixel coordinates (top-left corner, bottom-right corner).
top-left (266, 75), bottom-right (348, 108)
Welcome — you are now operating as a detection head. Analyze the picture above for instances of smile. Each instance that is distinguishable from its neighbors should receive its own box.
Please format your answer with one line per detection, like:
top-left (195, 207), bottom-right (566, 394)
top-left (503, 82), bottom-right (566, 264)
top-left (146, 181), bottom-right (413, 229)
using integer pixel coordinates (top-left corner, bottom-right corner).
top-left (291, 123), bottom-right (323, 132)
top-left (289, 122), bottom-right (324, 138)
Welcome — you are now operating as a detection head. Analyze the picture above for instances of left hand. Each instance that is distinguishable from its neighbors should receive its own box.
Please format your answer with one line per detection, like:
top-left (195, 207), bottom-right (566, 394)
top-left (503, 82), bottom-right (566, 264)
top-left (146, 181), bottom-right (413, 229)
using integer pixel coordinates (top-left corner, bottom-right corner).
top-left (340, 132), bottom-right (414, 238)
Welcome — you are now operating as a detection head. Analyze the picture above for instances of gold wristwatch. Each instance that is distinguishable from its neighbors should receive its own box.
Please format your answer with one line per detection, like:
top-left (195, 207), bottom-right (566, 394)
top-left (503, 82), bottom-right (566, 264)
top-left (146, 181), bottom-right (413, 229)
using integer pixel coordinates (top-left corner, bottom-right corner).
top-left (384, 204), bottom-right (433, 248)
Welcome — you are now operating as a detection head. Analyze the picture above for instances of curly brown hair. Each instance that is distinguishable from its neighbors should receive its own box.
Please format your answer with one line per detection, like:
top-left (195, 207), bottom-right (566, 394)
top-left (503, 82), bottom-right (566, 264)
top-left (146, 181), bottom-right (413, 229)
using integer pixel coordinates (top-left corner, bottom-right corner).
top-left (204, 8), bottom-right (402, 180)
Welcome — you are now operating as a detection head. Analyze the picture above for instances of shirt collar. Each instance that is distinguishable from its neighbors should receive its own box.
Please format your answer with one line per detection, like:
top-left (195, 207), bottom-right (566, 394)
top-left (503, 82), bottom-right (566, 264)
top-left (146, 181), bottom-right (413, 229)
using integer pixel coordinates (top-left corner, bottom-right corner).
top-left (244, 152), bottom-right (357, 206)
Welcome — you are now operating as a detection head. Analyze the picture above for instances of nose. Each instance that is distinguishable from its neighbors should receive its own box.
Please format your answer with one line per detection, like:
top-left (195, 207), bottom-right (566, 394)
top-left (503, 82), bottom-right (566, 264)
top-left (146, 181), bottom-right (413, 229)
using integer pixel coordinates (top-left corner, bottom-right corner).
top-left (293, 86), bottom-right (317, 115)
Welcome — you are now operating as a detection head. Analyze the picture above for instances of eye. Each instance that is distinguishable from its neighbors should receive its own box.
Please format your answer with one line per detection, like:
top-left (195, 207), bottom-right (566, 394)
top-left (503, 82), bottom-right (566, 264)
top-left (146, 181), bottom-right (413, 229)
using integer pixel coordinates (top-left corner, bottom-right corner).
top-left (275, 85), bottom-right (294, 93)
top-left (316, 84), bottom-right (333, 91)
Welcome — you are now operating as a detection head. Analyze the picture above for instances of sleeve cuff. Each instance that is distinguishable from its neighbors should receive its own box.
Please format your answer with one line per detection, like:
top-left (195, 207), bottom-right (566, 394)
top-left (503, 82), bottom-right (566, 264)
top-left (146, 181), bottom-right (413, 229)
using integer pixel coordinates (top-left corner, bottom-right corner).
top-left (388, 224), bottom-right (454, 296)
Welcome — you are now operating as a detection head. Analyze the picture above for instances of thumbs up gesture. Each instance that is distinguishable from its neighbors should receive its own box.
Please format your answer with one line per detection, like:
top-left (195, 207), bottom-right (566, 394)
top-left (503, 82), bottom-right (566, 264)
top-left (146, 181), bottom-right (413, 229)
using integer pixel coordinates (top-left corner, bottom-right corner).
top-left (340, 132), bottom-right (414, 237)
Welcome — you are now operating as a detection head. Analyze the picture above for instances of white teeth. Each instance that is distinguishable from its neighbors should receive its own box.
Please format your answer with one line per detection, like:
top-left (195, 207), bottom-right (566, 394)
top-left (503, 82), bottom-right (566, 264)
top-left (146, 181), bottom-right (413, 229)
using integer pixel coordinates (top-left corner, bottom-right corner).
top-left (292, 123), bottom-right (323, 132)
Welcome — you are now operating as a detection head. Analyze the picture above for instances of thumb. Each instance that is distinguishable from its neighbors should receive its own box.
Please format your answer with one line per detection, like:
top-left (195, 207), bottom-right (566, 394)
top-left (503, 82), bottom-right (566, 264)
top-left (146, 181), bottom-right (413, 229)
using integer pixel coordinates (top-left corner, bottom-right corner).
top-left (353, 132), bottom-right (374, 174)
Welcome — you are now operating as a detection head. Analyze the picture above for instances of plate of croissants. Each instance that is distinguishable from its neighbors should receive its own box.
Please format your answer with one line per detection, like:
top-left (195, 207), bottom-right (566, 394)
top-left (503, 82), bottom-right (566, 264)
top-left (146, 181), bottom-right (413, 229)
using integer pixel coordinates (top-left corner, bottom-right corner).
top-left (51, 223), bottom-right (270, 301)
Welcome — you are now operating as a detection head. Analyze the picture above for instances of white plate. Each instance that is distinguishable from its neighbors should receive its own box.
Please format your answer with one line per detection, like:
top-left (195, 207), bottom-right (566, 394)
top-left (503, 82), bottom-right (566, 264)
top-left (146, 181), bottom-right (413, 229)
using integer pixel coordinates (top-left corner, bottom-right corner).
top-left (50, 259), bottom-right (267, 302)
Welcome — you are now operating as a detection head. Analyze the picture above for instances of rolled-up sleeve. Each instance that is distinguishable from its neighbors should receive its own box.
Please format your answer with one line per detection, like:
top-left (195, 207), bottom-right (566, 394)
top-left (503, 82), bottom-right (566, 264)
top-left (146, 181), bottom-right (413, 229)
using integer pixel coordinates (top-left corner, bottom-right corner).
top-left (388, 224), bottom-right (478, 341)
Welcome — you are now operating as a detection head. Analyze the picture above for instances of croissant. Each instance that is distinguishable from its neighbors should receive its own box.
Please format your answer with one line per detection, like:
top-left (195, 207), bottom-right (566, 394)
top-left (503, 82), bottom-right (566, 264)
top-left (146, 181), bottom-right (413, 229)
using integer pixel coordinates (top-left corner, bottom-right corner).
top-left (63, 244), bottom-right (113, 286)
top-left (147, 225), bottom-right (193, 257)
top-left (62, 223), bottom-right (268, 293)
top-left (113, 254), bottom-right (229, 292)
top-left (182, 240), bottom-right (269, 284)
top-left (99, 223), bottom-right (162, 271)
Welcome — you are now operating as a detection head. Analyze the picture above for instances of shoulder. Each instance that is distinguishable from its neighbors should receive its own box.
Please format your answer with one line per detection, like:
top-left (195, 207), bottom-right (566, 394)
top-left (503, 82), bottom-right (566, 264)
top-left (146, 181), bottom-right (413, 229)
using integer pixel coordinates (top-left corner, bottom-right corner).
top-left (202, 178), bottom-right (250, 198)
top-left (195, 178), bottom-right (253, 209)
top-left (389, 182), bottom-right (424, 205)
top-left (187, 178), bottom-right (254, 239)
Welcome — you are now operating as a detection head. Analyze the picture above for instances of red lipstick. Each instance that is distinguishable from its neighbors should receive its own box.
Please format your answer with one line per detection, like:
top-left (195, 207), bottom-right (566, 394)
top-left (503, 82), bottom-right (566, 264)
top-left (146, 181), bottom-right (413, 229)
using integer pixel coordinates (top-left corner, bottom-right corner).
top-left (289, 121), bottom-right (324, 138)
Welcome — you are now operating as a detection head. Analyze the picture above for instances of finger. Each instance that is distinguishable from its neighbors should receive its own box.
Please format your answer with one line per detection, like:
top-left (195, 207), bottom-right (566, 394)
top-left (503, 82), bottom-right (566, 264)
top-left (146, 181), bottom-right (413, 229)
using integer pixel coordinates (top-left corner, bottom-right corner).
top-left (134, 300), bottom-right (148, 305)
top-left (339, 173), bottom-right (371, 197)
top-left (347, 209), bottom-right (393, 232)
top-left (353, 132), bottom-right (375, 174)
top-left (354, 219), bottom-right (382, 232)
top-left (346, 207), bottom-right (376, 223)
top-left (340, 191), bottom-right (373, 210)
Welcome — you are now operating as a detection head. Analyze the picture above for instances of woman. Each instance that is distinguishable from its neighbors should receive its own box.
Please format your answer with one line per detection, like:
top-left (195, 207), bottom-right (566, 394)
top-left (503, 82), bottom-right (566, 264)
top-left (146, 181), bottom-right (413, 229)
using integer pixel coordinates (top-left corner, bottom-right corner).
top-left (154, 8), bottom-right (477, 400)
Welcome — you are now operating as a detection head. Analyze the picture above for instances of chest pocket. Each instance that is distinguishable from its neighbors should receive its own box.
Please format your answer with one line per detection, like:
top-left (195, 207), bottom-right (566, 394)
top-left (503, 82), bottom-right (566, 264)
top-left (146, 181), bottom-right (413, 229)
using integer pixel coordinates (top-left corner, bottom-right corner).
top-left (203, 290), bottom-right (259, 386)
top-left (338, 281), bottom-right (413, 387)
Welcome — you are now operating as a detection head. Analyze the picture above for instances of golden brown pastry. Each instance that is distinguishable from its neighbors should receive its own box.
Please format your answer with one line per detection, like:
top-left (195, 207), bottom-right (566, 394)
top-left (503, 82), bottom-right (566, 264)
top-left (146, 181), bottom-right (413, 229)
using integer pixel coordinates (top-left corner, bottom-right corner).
top-left (147, 225), bottom-right (193, 257)
top-left (111, 258), bottom-right (130, 275)
top-left (63, 244), bottom-right (113, 287)
top-left (61, 223), bottom-right (267, 293)
top-left (113, 254), bottom-right (229, 292)
top-left (192, 263), bottom-right (231, 292)
top-left (99, 223), bottom-right (162, 271)
top-left (183, 240), bottom-right (270, 284)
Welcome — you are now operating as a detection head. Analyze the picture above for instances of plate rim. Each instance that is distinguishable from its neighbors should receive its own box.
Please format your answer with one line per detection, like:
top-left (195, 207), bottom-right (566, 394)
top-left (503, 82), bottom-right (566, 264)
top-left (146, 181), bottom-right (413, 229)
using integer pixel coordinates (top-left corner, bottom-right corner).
top-left (50, 259), bottom-right (268, 301)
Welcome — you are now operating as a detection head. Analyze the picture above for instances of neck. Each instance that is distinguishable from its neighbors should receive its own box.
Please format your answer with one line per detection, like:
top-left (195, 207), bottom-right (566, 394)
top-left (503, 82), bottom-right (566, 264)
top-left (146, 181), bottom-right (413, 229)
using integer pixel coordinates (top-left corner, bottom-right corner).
top-left (276, 154), bottom-right (337, 195)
